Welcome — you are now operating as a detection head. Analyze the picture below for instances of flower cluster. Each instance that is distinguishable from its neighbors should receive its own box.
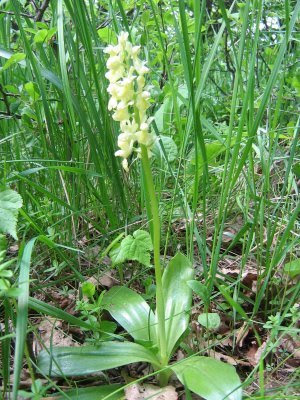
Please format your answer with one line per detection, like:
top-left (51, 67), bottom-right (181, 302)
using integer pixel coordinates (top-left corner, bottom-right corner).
top-left (104, 32), bottom-right (155, 171)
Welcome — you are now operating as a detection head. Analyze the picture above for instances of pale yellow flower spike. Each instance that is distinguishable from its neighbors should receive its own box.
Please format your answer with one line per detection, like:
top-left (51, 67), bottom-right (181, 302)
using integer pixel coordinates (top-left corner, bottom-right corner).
top-left (104, 31), bottom-right (155, 171)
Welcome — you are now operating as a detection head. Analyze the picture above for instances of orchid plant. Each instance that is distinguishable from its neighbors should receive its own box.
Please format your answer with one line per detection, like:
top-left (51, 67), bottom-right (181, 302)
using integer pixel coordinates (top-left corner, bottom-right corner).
top-left (38, 32), bottom-right (242, 400)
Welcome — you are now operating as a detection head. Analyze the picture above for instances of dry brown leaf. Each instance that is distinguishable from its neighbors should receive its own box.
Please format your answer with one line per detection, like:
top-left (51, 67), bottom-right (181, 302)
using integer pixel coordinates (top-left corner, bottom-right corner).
top-left (84, 245), bottom-right (101, 259)
top-left (246, 343), bottom-right (258, 366)
top-left (99, 271), bottom-right (116, 288)
top-left (254, 342), bottom-right (267, 364)
top-left (280, 335), bottom-right (300, 359)
top-left (217, 321), bottom-right (231, 335)
top-left (50, 289), bottom-right (76, 311)
top-left (246, 341), bottom-right (266, 366)
top-left (222, 228), bottom-right (237, 244)
top-left (236, 322), bottom-right (250, 347)
top-left (41, 397), bottom-right (57, 400)
top-left (86, 275), bottom-right (99, 286)
top-left (125, 383), bottom-right (178, 400)
top-left (208, 350), bottom-right (237, 366)
top-left (218, 265), bottom-right (258, 293)
top-left (84, 271), bottom-right (117, 289)
top-left (34, 318), bottom-right (77, 353)
top-left (218, 336), bottom-right (233, 347)
top-left (176, 349), bottom-right (185, 361)
top-left (8, 244), bottom-right (19, 253)
top-left (10, 368), bottom-right (31, 385)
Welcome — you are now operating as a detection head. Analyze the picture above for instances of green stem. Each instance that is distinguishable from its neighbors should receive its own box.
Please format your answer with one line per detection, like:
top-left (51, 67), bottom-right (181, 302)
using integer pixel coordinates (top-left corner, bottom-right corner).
top-left (140, 145), bottom-right (168, 368)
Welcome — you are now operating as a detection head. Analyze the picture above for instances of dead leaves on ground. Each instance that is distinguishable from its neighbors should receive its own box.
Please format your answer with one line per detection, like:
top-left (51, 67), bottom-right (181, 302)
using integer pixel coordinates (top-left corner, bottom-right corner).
top-left (125, 383), bottom-right (178, 400)
top-left (33, 317), bottom-right (79, 354)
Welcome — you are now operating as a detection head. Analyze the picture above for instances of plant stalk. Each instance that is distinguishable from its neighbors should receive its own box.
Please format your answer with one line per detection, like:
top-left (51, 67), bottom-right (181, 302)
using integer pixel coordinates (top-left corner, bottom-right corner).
top-left (140, 145), bottom-right (168, 370)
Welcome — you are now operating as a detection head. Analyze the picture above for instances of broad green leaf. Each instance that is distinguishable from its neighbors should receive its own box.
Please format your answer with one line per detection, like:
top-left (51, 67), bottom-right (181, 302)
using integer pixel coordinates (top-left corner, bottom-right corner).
top-left (1, 287), bottom-right (21, 298)
top-left (162, 253), bottom-right (194, 356)
top-left (188, 142), bottom-right (226, 175)
top-left (0, 270), bottom-right (13, 278)
top-left (187, 280), bottom-right (209, 305)
top-left (198, 313), bottom-right (221, 330)
top-left (290, 73), bottom-right (300, 96)
top-left (109, 230), bottom-right (153, 267)
top-left (172, 356), bottom-right (242, 400)
top-left (82, 281), bottom-right (96, 298)
top-left (0, 258), bottom-right (15, 272)
top-left (0, 189), bottom-right (23, 210)
top-left (103, 286), bottom-right (157, 344)
top-left (284, 259), bottom-right (300, 278)
top-left (97, 27), bottom-right (117, 44)
top-left (36, 22), bottom-right (48, 29)
top-left (0, 189), bottom-right (23, 239)
top-left (0, 235), bottom-right (7, 257)
top-left (99, 320), bottom-right (117, 339)
top-left (154, 96), bottom-right (173, 132)
top-left (109, 243), bottom-right (124, 265)
top-left (34, 29), bottom-right (48, 43)
top-left (24, 28), bottom-right (38, 35)
top-left (153, 135), bottom-right (178, 163)
top-left (37, 341), bottom-right (160, 376)
top-left (55, 384), bottom-right (123, 399)
top-left (24, 81), bottom-right (40, 101)
top-left (47, 27), bottom-right (58, 41)
top-left (2, 53), bottom-right (26, 70)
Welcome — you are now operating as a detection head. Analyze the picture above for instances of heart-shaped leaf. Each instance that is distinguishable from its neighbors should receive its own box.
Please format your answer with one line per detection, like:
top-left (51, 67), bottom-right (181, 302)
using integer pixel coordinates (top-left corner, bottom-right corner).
top-left (38, 341), bottom-right (160, 377)
top-left (103, 286), bottom-right (157, 344)
top-left (162, 253), bottom-right (194, 357)
top-left (172, 356), bottom-right (242, 400)
top-left (109, 230), bottom-right (153, 266)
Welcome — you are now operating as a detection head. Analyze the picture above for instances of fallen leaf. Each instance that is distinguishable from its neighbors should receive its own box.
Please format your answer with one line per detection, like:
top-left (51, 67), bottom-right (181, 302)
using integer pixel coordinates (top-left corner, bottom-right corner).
top-left (34, 318), bottom-right (77, 353)
top-left (84, 271), bottom-right (117, 288)
top-left (125, 383), bottom-right (178, 400)
top-left (280, 335), bottom-right (300, 359)
top-left (41, 397), bottom-right (57, 400)
top-left (49, 289), bottom-right (76, 312)
top-left (218, 264), bottom-right (258, 293)
top-left (254, 342), bottom-right (267, 364)
top-left (176, 349), bottom-right (185, 361)
top-left (208, 350), bottom-right (237, 365)
top-left (246, 343), bottom-right (258, 366)
top-left (218, 336), bottom-right (233, 347)
top-left (246, 341), bottom-right (266, 366)
top-left (222, 228), bottom-right (237, 244)
top-left (236, 322), bottom-right (250, 347)
top-left (8, 243), bottom-right (19, 253)
top-left (99, 271), bottom-right (117, 287)
top-left (84, 245), bottom-right (101, 259)
top-left (86, 276), bottom-right (99, 286)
